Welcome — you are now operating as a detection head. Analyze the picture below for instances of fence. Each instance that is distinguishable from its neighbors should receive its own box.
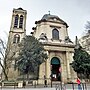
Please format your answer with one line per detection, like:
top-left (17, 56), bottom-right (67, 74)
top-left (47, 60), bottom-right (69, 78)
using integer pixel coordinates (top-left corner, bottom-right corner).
top-left (55, 83), bottom-right (88, 90)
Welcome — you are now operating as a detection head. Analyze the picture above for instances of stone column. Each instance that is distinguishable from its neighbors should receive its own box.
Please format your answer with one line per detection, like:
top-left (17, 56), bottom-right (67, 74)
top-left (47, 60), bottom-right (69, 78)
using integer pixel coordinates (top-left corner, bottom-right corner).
top-left (38, 62), bottom-right (45, 84)
top-left (66, 51), bottom-right (71, 81)
top-left (45, 51), bottom-right (51, 84)
top-left (70, 52), bottom-right (77, 82)
top-left (61, 60), bottom-right (67, 83)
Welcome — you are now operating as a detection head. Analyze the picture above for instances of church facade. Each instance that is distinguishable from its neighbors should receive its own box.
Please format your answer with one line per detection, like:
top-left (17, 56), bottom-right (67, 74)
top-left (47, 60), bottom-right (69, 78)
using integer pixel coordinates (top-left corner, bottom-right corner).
top-left (5, 8), bottom-right (77, 84)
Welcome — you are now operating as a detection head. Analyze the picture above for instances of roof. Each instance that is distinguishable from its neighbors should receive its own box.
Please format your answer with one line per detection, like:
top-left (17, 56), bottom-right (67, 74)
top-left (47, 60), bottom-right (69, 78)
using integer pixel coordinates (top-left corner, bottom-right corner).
top-left (42, 14), bottom-right (60, 20)
top-left (41, 14), bottom-right (65, 23)
top-left (17, 7), bottom-right (23, 10)
top-left (35, 14), bottom-right (68, 27)
top-left (13, 7), bottom-right (27, 14)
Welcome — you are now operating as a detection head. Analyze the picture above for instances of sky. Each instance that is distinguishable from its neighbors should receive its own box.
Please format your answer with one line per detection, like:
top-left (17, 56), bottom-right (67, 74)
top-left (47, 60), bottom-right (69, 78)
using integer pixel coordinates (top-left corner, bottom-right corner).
top-left (0, 0), bottom-right (90, 42)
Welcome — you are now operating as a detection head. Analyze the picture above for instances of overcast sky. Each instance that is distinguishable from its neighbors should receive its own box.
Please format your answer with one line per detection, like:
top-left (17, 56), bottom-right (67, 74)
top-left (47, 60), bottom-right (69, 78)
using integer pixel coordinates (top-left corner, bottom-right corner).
top-left (0, 0), bottom-right (90, 41)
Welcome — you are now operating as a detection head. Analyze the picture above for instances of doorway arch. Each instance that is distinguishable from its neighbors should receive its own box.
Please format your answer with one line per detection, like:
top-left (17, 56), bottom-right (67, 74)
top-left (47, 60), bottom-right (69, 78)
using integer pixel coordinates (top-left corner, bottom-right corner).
top-left (51, 57), bottom-right (61, 81)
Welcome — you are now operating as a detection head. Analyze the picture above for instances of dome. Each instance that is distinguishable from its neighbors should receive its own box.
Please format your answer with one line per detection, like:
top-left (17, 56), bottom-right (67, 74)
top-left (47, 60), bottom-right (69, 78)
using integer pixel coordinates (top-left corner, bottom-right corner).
top-left (17, 7), bottom-right (23, 10)
top-left (41, 14), bottom-right (65, 23)
top-left (42, 14), bottom-right (59, 20)
top-left (35, 14), bottom-right (68, 27)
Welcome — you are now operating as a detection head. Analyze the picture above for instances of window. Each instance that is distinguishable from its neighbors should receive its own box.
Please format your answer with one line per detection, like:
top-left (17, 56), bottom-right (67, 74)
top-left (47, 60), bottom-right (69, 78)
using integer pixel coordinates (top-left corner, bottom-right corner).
top-left (19, 15), bottom-right (23, 28)
top-left (52, 28), bottom-right (59, 40)
top-left (14, 15), bottom-right (19, 28)
top-left (13, 34), bottom-right (20, 43)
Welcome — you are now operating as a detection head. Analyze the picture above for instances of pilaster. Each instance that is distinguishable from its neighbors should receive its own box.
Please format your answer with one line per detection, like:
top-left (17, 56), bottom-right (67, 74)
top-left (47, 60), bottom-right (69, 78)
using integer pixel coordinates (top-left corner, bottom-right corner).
top-left (66, 51), bottom-right (71, 81)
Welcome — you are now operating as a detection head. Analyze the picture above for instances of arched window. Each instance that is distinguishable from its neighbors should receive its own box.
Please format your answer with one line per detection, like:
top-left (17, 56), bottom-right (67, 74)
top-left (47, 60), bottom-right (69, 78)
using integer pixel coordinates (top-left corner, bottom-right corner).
top-left (19, 15), bottom-right (23, 28)
top-left (13, 34), bottom-right (20, 43)
top-left (14, 15), bottom-right (19, 28)
top-left (51, 57), bottom-right (60, 65)
top-left (52, 28), bottom-right (59, 40)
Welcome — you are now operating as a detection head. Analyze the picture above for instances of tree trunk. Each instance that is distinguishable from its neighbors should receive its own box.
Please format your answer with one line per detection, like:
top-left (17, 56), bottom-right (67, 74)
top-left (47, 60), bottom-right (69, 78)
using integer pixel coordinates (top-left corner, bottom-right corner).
top-left (0, 61), bottom-right (8, 80)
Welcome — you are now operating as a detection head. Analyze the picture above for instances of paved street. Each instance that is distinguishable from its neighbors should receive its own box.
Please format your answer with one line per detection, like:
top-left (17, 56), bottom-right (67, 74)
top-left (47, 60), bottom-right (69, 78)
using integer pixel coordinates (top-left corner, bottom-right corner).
top-left (1, 87), bottom-right (55, 90)
top-left (1, 84), bottom-right (90, 90)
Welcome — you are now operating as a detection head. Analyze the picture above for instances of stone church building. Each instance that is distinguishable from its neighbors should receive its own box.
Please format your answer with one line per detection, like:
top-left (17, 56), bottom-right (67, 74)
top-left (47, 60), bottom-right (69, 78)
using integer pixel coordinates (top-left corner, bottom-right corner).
top-left (5, 7), bottom-right (77, 84)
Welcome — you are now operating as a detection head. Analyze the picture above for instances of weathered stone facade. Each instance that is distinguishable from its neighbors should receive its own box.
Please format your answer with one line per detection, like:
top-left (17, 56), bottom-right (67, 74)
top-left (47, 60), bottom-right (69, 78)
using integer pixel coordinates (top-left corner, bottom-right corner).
top-left (5, 8), bottom-right (27, 80)
top-left (5, 8), bottom-right (77, 83)
top-left (31, 14), bottom-right (77, 84)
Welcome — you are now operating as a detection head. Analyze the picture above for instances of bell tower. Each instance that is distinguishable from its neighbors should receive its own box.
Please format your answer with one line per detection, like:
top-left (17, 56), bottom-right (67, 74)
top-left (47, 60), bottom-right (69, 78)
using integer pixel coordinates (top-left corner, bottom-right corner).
top-left (9, 7), bottom-right (27, 44)
top-left (5, 8), bottom-right (27, 80)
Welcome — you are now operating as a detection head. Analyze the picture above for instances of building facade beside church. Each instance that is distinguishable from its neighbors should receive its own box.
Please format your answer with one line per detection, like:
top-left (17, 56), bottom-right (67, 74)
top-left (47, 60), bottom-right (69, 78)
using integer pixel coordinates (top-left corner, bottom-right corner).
top-left (5, 8), bottom-right (77, 84)
top-left (79, 30), bottom-right (90, 54)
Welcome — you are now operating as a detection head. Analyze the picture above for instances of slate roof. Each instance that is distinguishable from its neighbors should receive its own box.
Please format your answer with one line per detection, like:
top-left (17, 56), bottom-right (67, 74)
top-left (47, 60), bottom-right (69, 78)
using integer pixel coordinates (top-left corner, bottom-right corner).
top-left (41, 14), bottom-right (65, 23)
top-left (17, 7), bottom-right (23, 10)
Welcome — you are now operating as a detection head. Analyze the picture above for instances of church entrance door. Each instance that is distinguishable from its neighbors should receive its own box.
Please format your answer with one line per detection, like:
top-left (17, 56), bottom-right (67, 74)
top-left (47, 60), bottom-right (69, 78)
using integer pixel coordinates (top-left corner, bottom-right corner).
top-left (51, 57), bottom-right (61, 81)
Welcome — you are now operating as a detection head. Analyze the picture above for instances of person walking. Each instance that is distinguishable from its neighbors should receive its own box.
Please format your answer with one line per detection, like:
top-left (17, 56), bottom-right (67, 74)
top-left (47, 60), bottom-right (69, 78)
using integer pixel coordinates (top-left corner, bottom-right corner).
top-left (76, 78), bottom-right (82, 90)
top-left (44, 75), bottom-right (47, 87)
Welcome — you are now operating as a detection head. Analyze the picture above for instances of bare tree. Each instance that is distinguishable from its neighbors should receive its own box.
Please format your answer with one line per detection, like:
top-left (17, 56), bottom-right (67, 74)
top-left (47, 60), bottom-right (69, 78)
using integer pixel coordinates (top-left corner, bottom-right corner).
top-left (84, 21), bottom-right (90, 35)
top-left (0, 38), bottom-right (18, 80)
top-left (0, 38), bottom-right (8, 80)
top-left (85, 21), bottom-right (90, 30)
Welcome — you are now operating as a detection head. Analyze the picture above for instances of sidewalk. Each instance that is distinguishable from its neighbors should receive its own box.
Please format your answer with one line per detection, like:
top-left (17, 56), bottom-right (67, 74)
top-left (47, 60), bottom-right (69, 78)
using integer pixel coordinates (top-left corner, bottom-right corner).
top-left (0, 87), bottom-right (56, 90)
top-left (1, 83), bottom-right (90, 90)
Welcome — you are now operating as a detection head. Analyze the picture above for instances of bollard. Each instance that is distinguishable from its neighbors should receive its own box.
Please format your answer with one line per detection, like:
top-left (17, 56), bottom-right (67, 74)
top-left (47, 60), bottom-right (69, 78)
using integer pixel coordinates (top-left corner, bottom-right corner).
top-left (61, 81), bottom-right (63, 90)
top-left (14, 82), bottom-right (15, 89)
top-left (58, 84), bottom-right (60, 90)
top-left (55, 84), bottom-right (59, 90)
top-left (85, 83), bottom-right (87, 90)
top-left (0, 82), bottom-right (2, 90)
top-left (63, 83), bottom-right (66, 90)
top-left (51, 80), bottom-right (52, 87)
top-left (34, 81), bottom-right (36, 88)
top-left (72, 83), bottom-right (74, 90)
top-left (82, 83), bottom-right (84, 90)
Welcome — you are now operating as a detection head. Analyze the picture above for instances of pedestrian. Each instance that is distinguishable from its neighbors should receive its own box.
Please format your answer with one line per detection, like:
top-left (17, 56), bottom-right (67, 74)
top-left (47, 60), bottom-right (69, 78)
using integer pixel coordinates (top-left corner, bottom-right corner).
top-left (76, 78), bottom-right (82, 90)
top-left (23, 81), bottom-right (26, 88)
top-left (44, 75), bottom-right (47, 87)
